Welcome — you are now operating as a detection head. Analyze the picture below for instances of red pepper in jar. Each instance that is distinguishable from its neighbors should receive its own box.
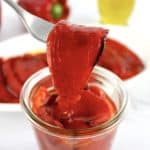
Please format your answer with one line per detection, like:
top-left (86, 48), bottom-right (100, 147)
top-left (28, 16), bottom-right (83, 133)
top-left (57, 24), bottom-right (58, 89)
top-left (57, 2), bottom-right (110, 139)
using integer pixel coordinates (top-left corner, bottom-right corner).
top-left (18, 0), bottom-right (70, 23)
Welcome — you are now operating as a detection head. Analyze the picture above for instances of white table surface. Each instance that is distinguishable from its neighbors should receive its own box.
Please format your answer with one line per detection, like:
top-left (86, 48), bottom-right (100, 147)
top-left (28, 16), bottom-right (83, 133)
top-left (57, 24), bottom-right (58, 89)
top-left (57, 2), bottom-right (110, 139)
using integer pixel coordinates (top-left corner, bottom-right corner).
top-left (0, 110), bottom-right (150, 150)
top-left (1, 0), bottom-right (150, 150)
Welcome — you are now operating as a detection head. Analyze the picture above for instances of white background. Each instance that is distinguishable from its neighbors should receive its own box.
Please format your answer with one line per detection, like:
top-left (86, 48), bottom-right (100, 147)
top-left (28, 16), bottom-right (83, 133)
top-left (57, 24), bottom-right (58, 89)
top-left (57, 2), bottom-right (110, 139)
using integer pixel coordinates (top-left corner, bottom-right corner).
top-left (1, 0), bottom-right (150, 41)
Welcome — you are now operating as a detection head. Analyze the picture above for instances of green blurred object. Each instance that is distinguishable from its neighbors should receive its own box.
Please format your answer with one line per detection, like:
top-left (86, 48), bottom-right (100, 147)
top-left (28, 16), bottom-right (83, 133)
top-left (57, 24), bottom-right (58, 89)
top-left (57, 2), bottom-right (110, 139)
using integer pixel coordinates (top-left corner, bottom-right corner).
top-left (98, 0), bottom-right (135, 25)
top-left (51, 3), bottom-right (64, 19)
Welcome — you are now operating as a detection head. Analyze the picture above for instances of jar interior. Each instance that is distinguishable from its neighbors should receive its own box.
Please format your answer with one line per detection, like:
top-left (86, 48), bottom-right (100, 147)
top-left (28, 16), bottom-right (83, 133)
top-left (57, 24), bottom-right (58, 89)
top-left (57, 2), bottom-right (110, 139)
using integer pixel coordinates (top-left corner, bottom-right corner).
top-left (21, 67), bottom-right (127, 137)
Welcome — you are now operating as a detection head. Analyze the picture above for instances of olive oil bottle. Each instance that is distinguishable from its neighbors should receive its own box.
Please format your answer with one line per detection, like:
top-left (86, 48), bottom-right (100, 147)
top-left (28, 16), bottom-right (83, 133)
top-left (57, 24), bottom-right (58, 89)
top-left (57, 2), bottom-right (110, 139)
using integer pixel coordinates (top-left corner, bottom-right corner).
top-left (98, 0), bottom-right (135, 25)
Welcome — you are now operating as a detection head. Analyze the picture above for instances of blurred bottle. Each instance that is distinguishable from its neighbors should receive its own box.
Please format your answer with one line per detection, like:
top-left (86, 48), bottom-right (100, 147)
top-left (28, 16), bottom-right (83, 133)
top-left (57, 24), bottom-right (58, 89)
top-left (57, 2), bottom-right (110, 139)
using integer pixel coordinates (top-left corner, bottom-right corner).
top-left (98, 0), bottom-right (135, 25)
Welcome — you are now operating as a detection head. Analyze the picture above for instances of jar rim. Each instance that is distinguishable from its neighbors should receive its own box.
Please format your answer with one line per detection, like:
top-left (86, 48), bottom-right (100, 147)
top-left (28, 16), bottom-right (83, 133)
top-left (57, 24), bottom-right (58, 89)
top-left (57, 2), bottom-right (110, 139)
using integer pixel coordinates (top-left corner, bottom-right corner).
top-left (20, 66), bottom-right (128, 138)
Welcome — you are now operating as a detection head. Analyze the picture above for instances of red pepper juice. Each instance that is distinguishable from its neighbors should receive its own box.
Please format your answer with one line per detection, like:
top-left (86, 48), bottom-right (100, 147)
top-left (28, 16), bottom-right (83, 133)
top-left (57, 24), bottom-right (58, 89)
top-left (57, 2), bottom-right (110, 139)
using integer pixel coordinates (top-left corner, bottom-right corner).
top-left (21, 67), bottom-right (127, 150)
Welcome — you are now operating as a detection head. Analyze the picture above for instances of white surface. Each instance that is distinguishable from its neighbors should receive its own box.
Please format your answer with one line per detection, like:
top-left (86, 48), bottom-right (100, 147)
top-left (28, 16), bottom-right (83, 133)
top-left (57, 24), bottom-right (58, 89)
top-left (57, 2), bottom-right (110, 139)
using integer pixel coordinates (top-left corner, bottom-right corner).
top-left (0, 0), bottom-right (26, 41)
top-left (0, 106), bottom-right (150, 150)
top-left (0, 112), bottom-right (38, 150)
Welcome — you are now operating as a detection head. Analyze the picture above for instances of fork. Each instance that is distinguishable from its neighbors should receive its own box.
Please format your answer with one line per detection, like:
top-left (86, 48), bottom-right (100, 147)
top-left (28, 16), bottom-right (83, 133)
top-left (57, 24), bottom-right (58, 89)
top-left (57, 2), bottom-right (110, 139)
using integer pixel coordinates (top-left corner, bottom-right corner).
top-left (3, 0), bottom-right (54, 42)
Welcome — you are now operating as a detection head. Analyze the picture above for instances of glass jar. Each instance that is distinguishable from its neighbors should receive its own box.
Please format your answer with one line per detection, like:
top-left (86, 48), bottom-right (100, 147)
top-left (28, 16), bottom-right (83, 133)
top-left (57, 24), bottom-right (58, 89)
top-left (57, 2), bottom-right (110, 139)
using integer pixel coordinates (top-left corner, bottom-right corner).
top-left (20, 66), bottom-right (128, 150)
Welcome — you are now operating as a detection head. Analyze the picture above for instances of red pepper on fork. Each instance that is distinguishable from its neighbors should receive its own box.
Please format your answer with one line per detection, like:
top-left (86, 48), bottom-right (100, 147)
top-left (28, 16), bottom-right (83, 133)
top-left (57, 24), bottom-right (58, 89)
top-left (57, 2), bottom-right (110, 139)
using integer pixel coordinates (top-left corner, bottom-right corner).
top-left (18, 0), bottom-right (70, 23)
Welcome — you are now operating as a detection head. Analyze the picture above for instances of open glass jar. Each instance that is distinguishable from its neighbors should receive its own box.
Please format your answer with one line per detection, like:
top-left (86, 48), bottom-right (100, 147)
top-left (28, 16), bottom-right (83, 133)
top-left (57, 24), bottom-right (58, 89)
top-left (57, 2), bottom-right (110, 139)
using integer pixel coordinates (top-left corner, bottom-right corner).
top-left (20, 66), bottom-right (128, 150)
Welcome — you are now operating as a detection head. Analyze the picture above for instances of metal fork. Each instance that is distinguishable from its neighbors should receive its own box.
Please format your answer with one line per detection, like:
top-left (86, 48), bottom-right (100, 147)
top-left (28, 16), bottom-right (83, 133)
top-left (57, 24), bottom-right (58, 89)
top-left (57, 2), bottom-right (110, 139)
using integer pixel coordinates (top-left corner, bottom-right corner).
top-left (3, 0), bottom-right (54, 42)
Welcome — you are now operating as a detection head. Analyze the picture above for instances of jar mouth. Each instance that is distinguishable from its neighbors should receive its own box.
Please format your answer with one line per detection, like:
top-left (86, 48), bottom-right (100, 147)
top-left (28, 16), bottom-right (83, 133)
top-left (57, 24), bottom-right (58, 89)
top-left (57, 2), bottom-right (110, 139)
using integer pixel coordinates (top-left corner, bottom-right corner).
top-left (20, 66), bottom-right (128, 137)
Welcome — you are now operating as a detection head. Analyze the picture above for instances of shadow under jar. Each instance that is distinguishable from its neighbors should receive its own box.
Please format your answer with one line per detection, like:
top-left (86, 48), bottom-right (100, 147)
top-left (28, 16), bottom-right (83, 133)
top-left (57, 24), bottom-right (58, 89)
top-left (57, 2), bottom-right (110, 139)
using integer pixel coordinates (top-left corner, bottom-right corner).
top-left (20, 66), bottom-right (128, 150)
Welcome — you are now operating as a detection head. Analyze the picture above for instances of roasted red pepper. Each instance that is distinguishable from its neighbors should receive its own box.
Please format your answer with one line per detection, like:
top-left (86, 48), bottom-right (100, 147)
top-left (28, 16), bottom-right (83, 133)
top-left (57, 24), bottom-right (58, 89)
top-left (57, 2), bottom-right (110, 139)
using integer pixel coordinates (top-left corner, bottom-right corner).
top-left (98, 38), bottom-right (144, 80)
top-left (18, 0), bottom-right (70, 23)
top-left (0, 53), bottom-right (47, 103)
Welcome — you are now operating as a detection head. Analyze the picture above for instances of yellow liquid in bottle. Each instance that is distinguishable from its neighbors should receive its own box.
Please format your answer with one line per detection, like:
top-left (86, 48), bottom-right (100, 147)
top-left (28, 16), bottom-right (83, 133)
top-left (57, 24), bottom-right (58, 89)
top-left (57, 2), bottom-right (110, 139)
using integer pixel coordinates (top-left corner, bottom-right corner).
top-left (98, 0), bottom-right (135, 25)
